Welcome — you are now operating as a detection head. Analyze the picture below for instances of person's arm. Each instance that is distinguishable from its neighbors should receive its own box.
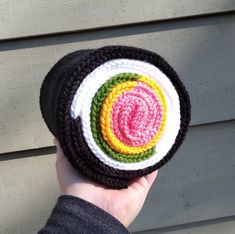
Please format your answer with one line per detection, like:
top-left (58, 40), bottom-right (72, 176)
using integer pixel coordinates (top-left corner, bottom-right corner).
top-left (38, 139), bottom-right (157, 233)
top-left (38, 195), bottom-right (129, 234)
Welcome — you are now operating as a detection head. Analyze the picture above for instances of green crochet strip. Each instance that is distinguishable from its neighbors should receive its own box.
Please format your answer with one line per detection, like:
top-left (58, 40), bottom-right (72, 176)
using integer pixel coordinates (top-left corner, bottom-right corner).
top-left (90, 72), bottom-right (155, 163)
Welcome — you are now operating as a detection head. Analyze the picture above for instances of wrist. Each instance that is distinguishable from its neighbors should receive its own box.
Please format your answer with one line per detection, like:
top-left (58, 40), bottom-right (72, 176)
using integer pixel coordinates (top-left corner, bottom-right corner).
top-left (63, 185), bottom-right (128, 226)
top-left (63, 184), bottom-right (109, 214)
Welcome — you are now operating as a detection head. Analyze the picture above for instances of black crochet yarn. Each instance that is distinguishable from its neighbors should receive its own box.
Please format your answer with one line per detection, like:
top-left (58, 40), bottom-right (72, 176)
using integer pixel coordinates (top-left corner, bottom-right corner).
top-left (40, 45), bottom-right (191, 189)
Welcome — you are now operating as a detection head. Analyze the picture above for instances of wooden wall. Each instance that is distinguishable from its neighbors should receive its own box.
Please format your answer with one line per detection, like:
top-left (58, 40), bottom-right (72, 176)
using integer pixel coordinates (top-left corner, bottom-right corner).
top-left (0, 1), bottom-right (235, 233)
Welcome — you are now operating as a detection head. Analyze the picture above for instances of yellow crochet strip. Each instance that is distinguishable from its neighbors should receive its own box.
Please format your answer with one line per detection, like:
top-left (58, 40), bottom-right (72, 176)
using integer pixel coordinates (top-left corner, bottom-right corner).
top-left (99, 77), bottom-right (167, 154)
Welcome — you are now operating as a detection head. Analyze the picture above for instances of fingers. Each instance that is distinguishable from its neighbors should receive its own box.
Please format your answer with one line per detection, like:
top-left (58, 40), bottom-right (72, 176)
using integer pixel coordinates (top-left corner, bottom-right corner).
top-left (54, 138), bottom-right (72, 173)
top-left (53, 137), bottom-right (158, 192)
top-left (54, 138), bottom-right (64, 159)
top-left (54, 138), bottom-right (71, 182)
top-left (53, 137), bottom-right (88, 182)
top-left (145, 170), bottom-right (158, 188)
top-left (53, 138), bottom-right (60, 149)
top-left (128, 170), bottom-right (158, 195)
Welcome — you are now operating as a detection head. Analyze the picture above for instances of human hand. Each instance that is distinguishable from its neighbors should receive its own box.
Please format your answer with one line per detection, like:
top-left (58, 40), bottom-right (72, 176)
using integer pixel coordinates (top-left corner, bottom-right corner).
top-left (54, 138), bottom-right (157, 227)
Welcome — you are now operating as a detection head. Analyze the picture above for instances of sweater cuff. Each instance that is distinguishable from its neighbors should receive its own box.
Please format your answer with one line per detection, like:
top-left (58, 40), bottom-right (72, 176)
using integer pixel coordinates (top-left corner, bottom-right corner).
top-left (39, 195), bottom-right (130, 234)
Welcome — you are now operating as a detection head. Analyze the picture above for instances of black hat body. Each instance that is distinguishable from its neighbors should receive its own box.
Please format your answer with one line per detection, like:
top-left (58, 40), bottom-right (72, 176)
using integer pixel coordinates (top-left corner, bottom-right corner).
top-left (40, 46), bottom-right (191, 189)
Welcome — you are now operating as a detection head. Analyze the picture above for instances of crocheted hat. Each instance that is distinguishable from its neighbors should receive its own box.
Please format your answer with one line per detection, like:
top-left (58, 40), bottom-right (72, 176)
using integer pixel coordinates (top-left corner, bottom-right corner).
top-left (40, 45), bottom-right (191, 189)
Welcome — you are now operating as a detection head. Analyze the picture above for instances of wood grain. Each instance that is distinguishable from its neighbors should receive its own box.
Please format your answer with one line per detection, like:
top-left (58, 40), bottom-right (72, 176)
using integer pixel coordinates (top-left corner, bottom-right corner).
top-left (0, 0), bottom-right (235, 40)
top-left (134, 218), bottom-right (235, 234)
top-left (0, 153), bottom-right (58, 234)
top-left (0, 121), bottom-right (235, 233)
top-left (1, 14), bottom-right (235, 154)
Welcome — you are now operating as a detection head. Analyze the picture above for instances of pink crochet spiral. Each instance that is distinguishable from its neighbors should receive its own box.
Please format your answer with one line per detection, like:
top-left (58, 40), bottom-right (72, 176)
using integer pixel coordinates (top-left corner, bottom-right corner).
top-left (110, 81), bottom-right (164, 147)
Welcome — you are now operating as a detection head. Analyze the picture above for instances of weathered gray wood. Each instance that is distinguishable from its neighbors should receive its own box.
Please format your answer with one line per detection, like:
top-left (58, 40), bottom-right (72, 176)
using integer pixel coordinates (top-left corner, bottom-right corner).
top-left (1, 14), bottom-right (235, 154)
top-left (134, 218), bottom-right (235, 234)
top-left (0, 0), bottom-right (235, 40)
top-left (129, 120), bottom-right (235, 232)
top-left (0, 121), bottom-right (235, 234)
top-left (0, 153), bottom-right (58, 234)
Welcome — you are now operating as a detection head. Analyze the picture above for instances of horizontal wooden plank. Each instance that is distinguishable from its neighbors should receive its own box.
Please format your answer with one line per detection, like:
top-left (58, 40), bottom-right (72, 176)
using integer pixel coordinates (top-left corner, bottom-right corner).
top-left (0, 0), bottom-right (235, 40)
top-left (1, 14), bottom-right (235, 154)
top-left (0, 121), bottom-right (235, 234)
top-left (134, 218), bottom-right (235, 234)
top-left (0, 153), bottom-right (58, 234)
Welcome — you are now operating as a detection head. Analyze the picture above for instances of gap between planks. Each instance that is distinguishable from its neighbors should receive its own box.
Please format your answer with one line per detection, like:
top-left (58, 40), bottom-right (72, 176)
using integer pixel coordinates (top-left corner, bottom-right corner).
top-left (0, 119), bottom-right (234, 160)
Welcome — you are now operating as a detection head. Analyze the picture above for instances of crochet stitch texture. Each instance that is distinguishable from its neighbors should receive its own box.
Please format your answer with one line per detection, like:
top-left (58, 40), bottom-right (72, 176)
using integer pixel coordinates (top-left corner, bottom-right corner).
top-left (40, 45), bottom-right (191, 189)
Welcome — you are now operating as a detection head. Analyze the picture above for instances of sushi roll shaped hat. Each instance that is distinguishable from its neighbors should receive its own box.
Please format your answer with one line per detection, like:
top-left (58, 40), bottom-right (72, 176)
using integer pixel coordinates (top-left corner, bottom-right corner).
top-left (40, 45), bottom-right (191, 189)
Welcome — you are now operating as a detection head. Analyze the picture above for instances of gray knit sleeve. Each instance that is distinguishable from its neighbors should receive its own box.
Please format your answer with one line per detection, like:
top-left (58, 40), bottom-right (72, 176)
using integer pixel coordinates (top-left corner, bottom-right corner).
top-left (38, 195), bottom-right (130, 234)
